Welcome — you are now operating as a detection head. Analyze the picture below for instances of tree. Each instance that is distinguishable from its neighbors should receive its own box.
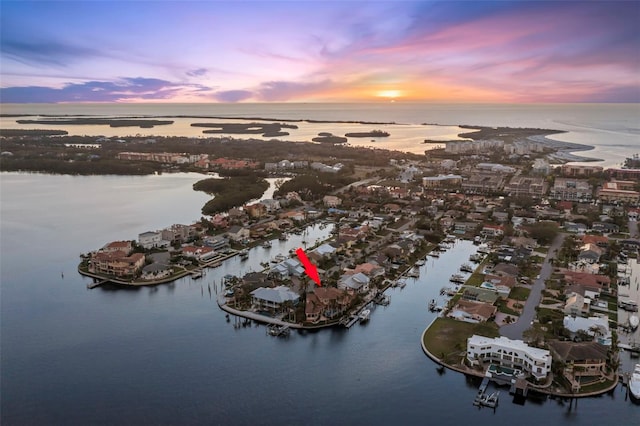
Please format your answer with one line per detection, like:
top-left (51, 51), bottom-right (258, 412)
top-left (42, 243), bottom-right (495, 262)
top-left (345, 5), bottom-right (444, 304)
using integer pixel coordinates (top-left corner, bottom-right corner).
top-left (525, 222), bottom-right (560, 245)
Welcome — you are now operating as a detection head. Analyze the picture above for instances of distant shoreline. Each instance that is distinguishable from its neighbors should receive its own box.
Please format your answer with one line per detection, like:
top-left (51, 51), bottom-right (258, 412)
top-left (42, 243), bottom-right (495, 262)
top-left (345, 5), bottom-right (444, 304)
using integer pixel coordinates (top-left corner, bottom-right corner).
top-left (1, 113), bottom-right (604, 163)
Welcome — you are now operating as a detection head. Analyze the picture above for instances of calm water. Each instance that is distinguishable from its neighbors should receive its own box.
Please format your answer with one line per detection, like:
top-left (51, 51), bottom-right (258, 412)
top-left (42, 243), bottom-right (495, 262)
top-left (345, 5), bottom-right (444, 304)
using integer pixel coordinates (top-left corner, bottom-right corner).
top-left (1, 172), bottom-right (638, 425)
top-left (1, 103), bottom-right (638, 168)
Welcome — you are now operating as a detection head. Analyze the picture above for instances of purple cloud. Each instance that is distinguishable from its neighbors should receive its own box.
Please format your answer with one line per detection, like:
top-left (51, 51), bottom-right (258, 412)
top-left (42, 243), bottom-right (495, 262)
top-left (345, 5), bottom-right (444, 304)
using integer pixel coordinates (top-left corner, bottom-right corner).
top-left (0, 77), bottom-right (213, 103)
top-left (186, 68), bottom-right (208, 77)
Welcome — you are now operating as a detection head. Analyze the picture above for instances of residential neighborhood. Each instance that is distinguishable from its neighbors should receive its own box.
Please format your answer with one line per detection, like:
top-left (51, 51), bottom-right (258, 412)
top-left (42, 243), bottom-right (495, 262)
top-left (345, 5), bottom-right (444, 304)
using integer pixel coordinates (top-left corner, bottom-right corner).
top-left (77, 144), bottom-right (640, 399)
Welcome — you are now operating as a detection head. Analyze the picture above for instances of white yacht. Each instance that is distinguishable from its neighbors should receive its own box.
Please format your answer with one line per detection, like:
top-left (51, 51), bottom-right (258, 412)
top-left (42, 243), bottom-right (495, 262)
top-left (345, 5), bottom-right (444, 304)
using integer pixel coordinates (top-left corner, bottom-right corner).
top-left (630, 314), bottom-right (639, 331)
top-left (359, 309), bottom-right (371, 323)
top-left (630, 364), bottom-right (640, 401)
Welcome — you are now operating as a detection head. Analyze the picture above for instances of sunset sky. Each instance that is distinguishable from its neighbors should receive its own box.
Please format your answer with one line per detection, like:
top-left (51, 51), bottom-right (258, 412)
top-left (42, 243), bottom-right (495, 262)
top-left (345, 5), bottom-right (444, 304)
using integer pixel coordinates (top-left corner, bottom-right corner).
top-left (1, 0), bottom-right (639, 103)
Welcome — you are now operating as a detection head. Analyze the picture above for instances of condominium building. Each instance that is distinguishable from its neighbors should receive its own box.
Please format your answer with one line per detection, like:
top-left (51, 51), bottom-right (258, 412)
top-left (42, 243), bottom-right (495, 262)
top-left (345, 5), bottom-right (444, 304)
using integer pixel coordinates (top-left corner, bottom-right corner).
top-left (549, 178), bottom-right (593, 201)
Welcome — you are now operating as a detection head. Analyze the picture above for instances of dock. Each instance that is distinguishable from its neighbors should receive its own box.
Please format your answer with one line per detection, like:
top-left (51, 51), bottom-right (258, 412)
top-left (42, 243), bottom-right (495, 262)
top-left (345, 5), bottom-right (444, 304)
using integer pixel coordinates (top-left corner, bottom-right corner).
top-left (373, 293), bottom-right (390, 306)
top-left (87, 279), bottom-right (110, 289)
top-left (473, 377), bottom-right (499, 409)
top-left (267, 324), bottom-right (290, 337)
top-left (342, 315), bottom-right (359, 328)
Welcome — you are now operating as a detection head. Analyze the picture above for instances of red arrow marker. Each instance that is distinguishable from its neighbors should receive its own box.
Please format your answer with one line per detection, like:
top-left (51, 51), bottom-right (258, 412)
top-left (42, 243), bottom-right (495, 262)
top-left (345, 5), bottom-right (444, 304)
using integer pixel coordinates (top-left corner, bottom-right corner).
top-left (295, 247), bottom-right (321, 286)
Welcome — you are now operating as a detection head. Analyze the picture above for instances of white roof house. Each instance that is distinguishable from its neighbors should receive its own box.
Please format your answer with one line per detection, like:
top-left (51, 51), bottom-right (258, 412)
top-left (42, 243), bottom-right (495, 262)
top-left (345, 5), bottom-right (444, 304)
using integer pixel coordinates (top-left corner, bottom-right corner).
top-left (563, 315), bottom-right (612, 346)
top-left (338, 272), bottom-right (370, 293)
top-left (467, 335), bottom-right (551, 380)
top-left (250, 285), bottom-right (299, 309)
top-left (270, 258), bottom-right (305, 278)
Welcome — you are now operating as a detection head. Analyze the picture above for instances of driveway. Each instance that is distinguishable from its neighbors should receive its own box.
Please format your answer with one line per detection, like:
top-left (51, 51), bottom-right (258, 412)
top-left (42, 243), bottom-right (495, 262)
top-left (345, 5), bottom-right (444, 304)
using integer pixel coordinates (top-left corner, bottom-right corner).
top-left (500, 233), bottom-right (566, 340)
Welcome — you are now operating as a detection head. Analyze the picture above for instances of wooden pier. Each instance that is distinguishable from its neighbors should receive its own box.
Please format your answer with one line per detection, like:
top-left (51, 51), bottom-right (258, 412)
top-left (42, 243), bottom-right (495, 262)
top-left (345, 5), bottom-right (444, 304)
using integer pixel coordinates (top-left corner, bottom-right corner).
top-left (87, 279), bottom-right (110, 289)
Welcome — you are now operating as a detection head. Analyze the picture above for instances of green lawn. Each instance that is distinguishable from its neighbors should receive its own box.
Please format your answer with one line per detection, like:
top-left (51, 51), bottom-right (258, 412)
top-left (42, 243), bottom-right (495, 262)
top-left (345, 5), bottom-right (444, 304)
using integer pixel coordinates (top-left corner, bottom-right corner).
top-left (466, 273), bottom-right (485, 287)
top-left (423, 317), bottom-right (499, 364)
top-left (509, 286), bottom-right (531, 301)
top-left (578, 378), bottom-right (617, 394)
top-left (496, 300), bottom-right (520, 316)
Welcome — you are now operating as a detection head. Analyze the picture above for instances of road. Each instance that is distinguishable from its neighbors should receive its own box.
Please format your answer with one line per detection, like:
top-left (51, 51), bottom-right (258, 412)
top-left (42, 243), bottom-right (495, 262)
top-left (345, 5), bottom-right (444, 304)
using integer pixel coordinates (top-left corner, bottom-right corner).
top-left (500, 233), bottom-right (566, 340)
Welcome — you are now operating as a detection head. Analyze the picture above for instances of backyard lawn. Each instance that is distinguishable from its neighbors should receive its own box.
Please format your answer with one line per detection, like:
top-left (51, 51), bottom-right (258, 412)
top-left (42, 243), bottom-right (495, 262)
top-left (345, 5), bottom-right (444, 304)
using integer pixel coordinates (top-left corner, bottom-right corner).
top-left (423, 317), bottom-right (499, 364)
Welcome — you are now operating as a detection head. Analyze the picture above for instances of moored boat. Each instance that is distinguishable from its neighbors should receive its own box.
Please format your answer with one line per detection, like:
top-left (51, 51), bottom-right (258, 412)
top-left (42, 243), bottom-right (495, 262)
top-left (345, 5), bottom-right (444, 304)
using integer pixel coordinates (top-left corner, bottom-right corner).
top-left (630, 364), bottom-right (640, 401)
top-left (359, 309), bottom-right (371, 323)
top-left (450, 274), bottom-right (465, 283)
top-left (460, 263), bottom-right (474, 273)
top-left (630, 315), bottom-right (639, 331)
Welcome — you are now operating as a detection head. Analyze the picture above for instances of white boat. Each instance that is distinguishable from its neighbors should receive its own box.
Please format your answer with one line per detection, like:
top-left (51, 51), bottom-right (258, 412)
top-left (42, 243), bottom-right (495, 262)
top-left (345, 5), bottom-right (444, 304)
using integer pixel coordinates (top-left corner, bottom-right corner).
top-left (359, 309), bottom-right (371, 323)
top-left (477, 244), bottom-right (490, 254)
top-left (239, 249), bottom-right (249, 259)
top-left (262, 240), bottom-right (272, 248)
top-left (450, 274), bottom-right (465, 283)
top-left (272, 254), bottom-right (286, 263)
top-left (630, 364), bottom-right (640, 401)
top-left (415, 259), bottom-right (426, 267)
top-left (460, 263), bottom-right (474, 273)
top-left (630, 314), bottom-right (639, 331)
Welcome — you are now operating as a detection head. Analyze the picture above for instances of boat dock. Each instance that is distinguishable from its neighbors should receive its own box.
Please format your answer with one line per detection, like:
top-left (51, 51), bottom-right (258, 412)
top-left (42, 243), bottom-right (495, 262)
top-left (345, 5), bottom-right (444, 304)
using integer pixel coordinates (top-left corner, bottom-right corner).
top-left (373, 293), bottom-right (390, 306)
top-left (267, 324), bottom-right (290, 337)
top-left (342, 315), bottom-right (360, 328)
top-left (473, 377), bottom-right (499, 409)
top-left (86, 279), bottom-right (110, 289)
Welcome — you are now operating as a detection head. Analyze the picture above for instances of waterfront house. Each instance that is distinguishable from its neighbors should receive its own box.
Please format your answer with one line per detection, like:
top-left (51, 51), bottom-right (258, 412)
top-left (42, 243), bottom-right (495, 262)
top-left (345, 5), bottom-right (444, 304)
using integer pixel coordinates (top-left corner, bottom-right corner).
top-left (454, 221), bottom-right (478, 234)
top-left (563, 315), bottom-right (611, 346)
top-left (138, 231), bottom-right (166, 249)
top-left (547, 341), bottom-right (609, 392)
top-left (181, 245), bottom-right (217, 261)
top-left (101, 240), bottom-right (133, 255)
top-left (448, 300), bottom-right (497, 323)
top-left (89, 251), bottom-right (145, 278)
top-left (353, 262), bottom-right (385, 278)
top-left (141, 262), bottom-right (172, 280)
top-left (250, 285), bottom-right (300, 312)
top-left (338, 272), bottom-right (370, 294)
top-left (305, 287), bottom-right (352, 322)
top-left (270, 258), bottom-right (306, 279)
top-left (309, 243), bottom-right (337, 262)
top-left (460, 286), bottom-right (501, 304)
top-left (466, 335), bottom-right (551, 381)
top-left (305, 293), bottom-right (323, 322)
top-left (226, 225), bottom-right (250, 242)
top-left (481, 224), bottom-right (504, 238)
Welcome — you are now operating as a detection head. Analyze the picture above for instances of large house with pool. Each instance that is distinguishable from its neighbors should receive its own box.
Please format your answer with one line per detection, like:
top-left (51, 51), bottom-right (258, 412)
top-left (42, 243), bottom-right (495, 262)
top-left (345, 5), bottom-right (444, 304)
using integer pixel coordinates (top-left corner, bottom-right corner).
top-left (466, 335), bottom-right (551, 381)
